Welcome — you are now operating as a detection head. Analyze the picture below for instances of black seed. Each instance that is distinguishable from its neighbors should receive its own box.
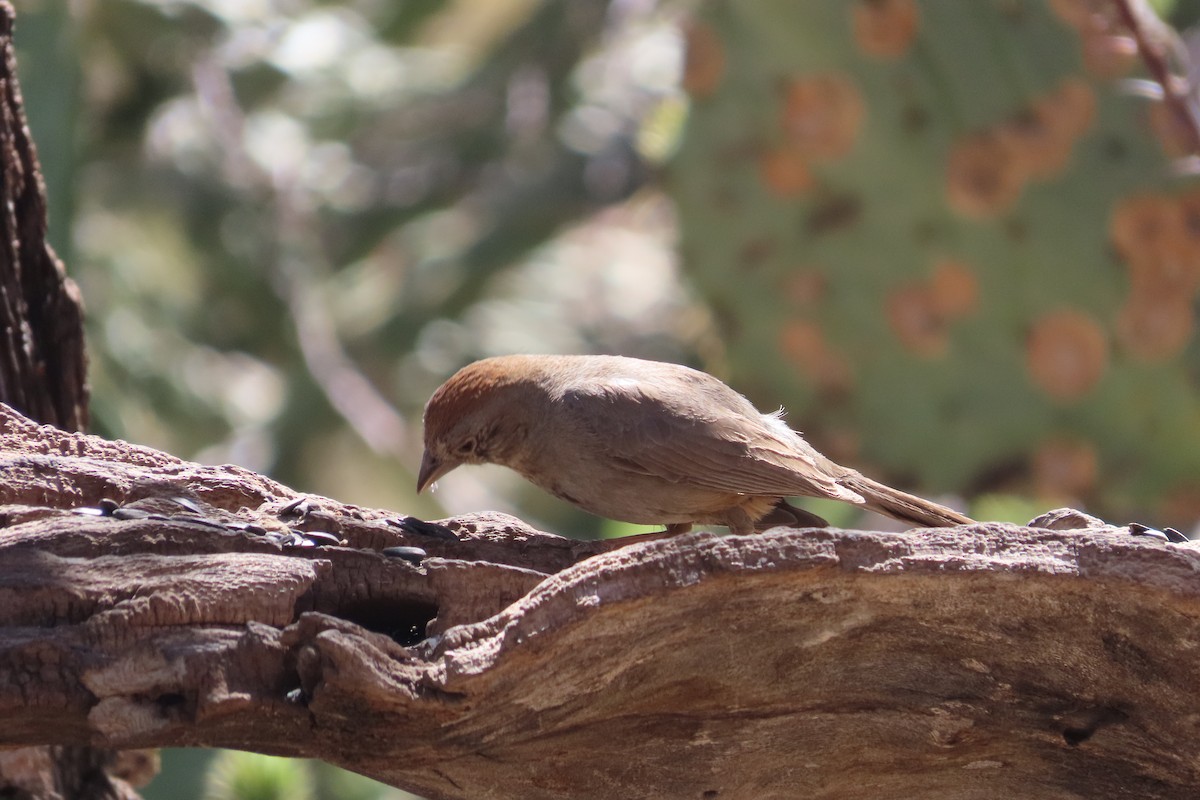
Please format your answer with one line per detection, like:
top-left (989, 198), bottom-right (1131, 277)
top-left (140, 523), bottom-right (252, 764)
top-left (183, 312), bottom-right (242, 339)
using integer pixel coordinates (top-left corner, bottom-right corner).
top-left (179, 517), bottom-right (228, 531)
top-left (1164, 527), bottom-right (1188, 543)
top-left (279, 496), bottom-right (309, 516)
top-left (301, 531), bottom-right (342, 546)
top-left (72, 506), bottom-right (106, 516)
top-left (383, 545), bottom-right (427, 564)
top-left (1128, 522), bottom-right (1168, 542)
top-left (389, 516), bottom-right (459, 541)
top-left (168, 495), bottom-right (203, 514)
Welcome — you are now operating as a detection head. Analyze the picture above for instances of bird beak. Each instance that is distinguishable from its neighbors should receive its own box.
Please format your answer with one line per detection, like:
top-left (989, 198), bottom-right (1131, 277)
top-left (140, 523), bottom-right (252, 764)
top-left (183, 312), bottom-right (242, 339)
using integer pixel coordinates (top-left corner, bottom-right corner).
top-left (416, 451), bottom-right (455, 493)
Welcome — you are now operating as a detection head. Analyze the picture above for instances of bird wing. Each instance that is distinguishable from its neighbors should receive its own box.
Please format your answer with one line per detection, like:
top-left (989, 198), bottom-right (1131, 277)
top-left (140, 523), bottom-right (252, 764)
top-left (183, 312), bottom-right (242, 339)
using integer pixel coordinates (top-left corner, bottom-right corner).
top-left (559, 380), bottom-right (864, 503)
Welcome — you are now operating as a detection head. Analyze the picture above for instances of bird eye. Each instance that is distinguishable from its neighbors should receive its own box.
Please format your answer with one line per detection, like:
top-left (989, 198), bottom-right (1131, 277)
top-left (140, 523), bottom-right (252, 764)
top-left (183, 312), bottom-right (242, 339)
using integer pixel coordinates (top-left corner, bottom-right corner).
top-left (456, 438), bottom-right (477, 456)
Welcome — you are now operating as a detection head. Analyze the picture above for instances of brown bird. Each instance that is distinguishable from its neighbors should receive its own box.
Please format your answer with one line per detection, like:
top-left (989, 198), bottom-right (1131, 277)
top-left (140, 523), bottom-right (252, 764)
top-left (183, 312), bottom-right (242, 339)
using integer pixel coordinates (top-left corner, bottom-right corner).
top-left (417, 354), bottom-right (972, 535)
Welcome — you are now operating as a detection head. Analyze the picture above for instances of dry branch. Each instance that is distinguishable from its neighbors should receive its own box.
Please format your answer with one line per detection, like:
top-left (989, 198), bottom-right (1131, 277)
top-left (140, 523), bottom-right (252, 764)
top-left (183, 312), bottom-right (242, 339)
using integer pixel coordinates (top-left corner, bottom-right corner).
top-left (1, 402), bottom-right (1199, 799)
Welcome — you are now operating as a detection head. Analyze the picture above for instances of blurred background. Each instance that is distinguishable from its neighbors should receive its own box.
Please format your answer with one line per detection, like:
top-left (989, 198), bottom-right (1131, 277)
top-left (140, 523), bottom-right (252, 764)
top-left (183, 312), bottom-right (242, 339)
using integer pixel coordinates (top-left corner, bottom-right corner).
top-left (13, 0), bottom-right (1200, 797)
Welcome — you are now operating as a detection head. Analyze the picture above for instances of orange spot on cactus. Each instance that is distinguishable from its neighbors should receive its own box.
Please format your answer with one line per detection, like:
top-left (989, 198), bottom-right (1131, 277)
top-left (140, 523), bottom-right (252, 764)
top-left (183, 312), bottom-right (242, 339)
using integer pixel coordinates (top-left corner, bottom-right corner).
top-left (1081, 30), bottom-right (1137, 79)
top-left (1032, 437), bottom-right (1098, 498)
top-left (852, 0), bottom-right (919, 60)
top-left (780, 73), bottom-right (865, 161)
top-left (780, 320), bottom-right (826, 366)
top-left (783, 269), bottom-right (827, 309)
top-left (1048, 0), bottom-right (1105, 28)
top-left (886, 284), bottom-right (947, 358)
top-left (821, 428), bottom-right (863, 464)
top-left (1175, 188), bottom-right (1200, 231)
top-left (1000, 107), bottom-right (1074, 181)
top-left (1148, 100), bottom-right (1198, 159)
top-left (997, 80), bottom-right (1094, 182)
top-left (758, 146), bottom-right (813, 198)
top-left (1111, 193), bottom-right (1200, 310)
top-left (1110, 193), bottom-right (1186, 269)
top-left (1051, 0), bottom-right (1138, 79)
top-left (945, 133), bottom-right (1026, 218)
top-left (1172, 188), bottom-right (1200, 258)
top-left (1026, 309), bottom-right (1108, 402)
top-left (1053, 78), bottom-right (1097, 139)
top-left (1126, 254), bottom-right (1200, 298)
top-left (885, 262), bottom-right (976, 356)
top-left (682, 20), bottom-right (725, 98)
top-left (1116, 294), bottom-right (1195, 361)
top-left (930, 260), bottom-right (979, 318)
top-left (779, 320), bottom-right (853, 391)
top-left (1050, 0), bottom-right (1139, 79)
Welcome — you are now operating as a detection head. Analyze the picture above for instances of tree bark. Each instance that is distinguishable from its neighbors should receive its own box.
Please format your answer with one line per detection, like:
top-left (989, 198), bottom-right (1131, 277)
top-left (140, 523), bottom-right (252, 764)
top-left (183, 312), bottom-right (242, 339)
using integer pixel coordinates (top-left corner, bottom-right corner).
top-left (2, 402), bottom-right (1199, 799)
top-left (0, 0), bottom-right (87, 433)
top-left (0, 2), bottom-right (96, 793)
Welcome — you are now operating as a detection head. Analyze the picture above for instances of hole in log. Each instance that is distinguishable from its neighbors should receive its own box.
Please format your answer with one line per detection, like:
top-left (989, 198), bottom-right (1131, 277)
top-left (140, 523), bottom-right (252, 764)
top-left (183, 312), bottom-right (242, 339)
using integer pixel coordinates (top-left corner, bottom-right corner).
top-left (1062, 726), bottom-right (1093, 746)
top-left (154, 692), bottom-right (190, 720)
top-left (155, 692), bottom-right (185, 710)
top-left (337, 599), bottom-right (438, 646)
top-left (1060, 707), bottom-right (1127, 747)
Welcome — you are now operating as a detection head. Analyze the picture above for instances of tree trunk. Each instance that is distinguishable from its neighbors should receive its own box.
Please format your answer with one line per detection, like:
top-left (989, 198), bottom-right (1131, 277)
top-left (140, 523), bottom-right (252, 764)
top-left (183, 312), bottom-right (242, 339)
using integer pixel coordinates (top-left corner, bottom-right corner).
top-left (0, 0), bottom-right (98, 794)
top-left (0, 0), bottom-right (87, 433)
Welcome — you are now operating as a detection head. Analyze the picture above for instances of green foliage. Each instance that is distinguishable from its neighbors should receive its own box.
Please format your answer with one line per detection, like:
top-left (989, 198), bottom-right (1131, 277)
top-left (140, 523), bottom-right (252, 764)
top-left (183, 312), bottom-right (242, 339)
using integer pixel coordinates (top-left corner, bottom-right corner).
top-left (311, 761), bottom-right (421, 800)
top-left (972, 493), bottom-right (1051, 526)
top-left (671, 0), bottom-right (1200, 525)
top-left (12, 1), bottom-right (79, 259)
top-left (143, 748), bottom-right (213, 800)
top-left (202, 752), bottom-right (313, 800)
top-left (144, 750), bottom-right (420, 800)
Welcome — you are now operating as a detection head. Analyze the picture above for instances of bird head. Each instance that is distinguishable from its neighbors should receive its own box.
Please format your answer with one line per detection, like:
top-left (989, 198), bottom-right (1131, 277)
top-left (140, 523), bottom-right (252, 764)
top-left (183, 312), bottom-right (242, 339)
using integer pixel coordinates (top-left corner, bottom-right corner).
top-left (417, 357), bottom-right (539, 493)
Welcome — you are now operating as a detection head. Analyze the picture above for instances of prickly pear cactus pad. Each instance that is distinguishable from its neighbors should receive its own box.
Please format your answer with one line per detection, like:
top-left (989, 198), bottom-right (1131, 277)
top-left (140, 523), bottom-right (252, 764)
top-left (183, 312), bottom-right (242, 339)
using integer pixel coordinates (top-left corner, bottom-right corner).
top-left (670, 0), bottom-right (1200, 524)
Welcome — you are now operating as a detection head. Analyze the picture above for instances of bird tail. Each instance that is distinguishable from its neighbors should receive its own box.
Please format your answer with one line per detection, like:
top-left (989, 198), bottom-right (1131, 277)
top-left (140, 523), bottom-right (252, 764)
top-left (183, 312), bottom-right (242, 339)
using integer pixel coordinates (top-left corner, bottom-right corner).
top-left (838, 474), bottom-right (973, 528)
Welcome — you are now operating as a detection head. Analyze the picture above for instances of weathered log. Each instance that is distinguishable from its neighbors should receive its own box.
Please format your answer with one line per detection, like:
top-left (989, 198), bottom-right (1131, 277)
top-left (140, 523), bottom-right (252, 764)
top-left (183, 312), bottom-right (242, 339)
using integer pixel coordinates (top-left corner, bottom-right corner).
top-left (2, 403), bottom-right (1198, 799)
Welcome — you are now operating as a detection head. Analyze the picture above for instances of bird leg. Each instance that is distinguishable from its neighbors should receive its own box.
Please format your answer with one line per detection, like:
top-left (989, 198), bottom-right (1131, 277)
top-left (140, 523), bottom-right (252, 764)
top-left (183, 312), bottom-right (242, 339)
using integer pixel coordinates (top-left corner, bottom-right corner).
top-left (721, 507), bottom-right (757, 537)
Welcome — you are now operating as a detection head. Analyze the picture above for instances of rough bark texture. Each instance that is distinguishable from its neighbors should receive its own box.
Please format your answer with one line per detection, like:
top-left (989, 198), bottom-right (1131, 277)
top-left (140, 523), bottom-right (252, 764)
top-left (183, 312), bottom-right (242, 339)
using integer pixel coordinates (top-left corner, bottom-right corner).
top-left (0, 0), bottom-right (88, 433)
top-left (1, 403), bottom-right (1198, 799)
top-left (0, 5), bottom-right (99, 793)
